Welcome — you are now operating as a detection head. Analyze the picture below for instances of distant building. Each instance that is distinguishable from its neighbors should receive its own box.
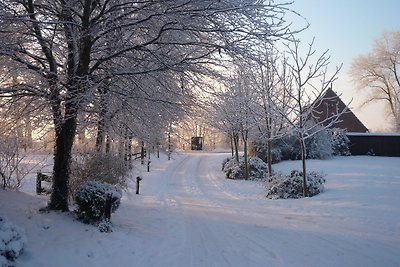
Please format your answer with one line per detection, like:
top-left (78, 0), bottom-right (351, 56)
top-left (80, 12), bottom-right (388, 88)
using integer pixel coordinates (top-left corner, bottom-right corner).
top-left (346, 132), bottom-right (400, 156)
top-left (312, 88), bottom-right (368, 133)
top-left (191, 137), bottom-right (203, 150)
top-left (311, 88), bottom-right (400, 156)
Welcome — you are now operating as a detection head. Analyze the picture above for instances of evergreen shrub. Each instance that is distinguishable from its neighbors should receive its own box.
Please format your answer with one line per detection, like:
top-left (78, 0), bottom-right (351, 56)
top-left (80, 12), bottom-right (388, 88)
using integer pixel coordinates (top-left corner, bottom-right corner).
top-left (266, 170), bottom-right (326, 199)
top-left (252, 127), bottom-right (351, 164)
top-left (222, 156), bottom-right (267, 180)
top-left (330, 129), bottom-right (351, 156)
top-left (74, 181), bottom-right (122, 224)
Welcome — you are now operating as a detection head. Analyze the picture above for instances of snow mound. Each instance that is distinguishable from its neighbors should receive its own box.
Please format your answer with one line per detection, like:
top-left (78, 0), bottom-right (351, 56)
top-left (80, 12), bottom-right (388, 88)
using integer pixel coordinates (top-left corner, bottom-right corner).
top-left (0, 216), bottom-right (27, 266)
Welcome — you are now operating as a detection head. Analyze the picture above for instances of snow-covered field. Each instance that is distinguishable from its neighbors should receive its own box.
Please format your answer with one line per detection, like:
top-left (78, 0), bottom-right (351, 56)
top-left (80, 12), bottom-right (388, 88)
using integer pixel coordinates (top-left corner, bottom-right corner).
top-left (1, 152), bottom-right (400, 267)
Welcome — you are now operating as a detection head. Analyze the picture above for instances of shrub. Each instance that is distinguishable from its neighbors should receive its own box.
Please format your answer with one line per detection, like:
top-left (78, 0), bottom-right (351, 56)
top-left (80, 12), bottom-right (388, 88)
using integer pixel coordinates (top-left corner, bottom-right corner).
top-left (98, 219), bottom-right (113, 233)
top-left (0, 217), bottom-right (26, 265)
top-left (221, 157), bottom-right (231, 171)
top-left (266, 170), bottom-right (326, 199)
top-left (251, 134), bottom-right (300, 164)
top-left (252, 127), bottom-right (344, 164)
top-left (250, 141), bottom-right (283, 164)
top-left (0, 135), bottom-right (29, 190)
top-left (74, 181), bottom-right (122, 224)
top-left (306, 129), bottom-right (333, 159)
top-left (330, 129), bottom-right (351, 156)
top-left (222, 156), bottom-right (267, 180)
top-left (248, 156), bottom-right (268, 179)
top-left (222, 157), bottom-right (244, 180)
top-left (70, 152), bottom-right (129, 198)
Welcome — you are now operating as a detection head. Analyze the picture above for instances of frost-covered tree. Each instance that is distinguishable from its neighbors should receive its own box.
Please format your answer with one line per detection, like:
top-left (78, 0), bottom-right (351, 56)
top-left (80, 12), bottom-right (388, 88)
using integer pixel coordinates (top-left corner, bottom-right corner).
top-left (0, 0), bottom-right (300, 210)
top-left (210, 83), bottom-right (243, 162)
top-left (246, 48), bottom-right (291, 178)
top-left (350, 31), bottom-right (400, 132)
top-left (279, 37), bottom-right (345, 197)
top-left (93, 70), bottom-right (191, 155)
top-left (210, 65), bottom-right (258, 179)
top-left (234, 72), bottom-right (257, 179)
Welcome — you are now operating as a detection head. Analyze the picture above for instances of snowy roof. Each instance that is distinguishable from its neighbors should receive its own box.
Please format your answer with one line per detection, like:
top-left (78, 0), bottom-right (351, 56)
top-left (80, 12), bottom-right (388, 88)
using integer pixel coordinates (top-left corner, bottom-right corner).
top-left (346, 132), bottom-right (400, 137)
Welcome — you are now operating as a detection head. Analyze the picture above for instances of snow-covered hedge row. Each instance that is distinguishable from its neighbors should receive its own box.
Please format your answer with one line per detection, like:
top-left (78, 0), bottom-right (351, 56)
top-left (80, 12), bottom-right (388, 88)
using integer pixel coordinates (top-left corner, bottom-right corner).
top-left (266, 170), bottom-right (326, 199)
top-left (222, 156), bottom-right (267, 180)
top-left (0, 217), bottom-right (26, 266)
top-left (74, 181), bottom-right (122, 225)
top-left (252, 128), bottom-right (350, 163)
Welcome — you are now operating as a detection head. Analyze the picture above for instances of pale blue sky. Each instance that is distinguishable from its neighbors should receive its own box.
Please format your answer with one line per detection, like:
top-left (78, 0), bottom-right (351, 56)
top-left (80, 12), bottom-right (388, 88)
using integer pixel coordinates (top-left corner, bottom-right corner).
top-left (287, 0), bottom-right (399, 131)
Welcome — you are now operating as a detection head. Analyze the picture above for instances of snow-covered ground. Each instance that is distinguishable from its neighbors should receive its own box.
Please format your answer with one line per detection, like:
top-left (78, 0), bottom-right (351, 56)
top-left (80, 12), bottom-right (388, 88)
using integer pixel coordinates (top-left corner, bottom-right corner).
top-left (1, 152), bottom-right (399, 267)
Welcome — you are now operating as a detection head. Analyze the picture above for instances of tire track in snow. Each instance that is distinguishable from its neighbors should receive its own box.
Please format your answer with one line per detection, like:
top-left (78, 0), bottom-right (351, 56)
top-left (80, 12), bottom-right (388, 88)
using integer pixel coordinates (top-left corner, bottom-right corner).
top-left (169, 153), bottom-right (285, 266)
top-left (117, 152), bottom-right (400, 267)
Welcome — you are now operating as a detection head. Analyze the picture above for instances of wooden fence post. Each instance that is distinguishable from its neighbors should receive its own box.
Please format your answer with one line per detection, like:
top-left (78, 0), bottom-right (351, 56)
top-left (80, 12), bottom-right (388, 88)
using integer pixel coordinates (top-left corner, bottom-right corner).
top-left (136, 176), bottom-right (142, 194)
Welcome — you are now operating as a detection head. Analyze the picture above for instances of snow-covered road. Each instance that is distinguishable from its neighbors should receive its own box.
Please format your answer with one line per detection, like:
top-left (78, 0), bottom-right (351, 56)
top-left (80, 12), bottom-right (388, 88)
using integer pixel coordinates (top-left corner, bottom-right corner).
top-left (113, 152), bottom-right (400, 267)
top-left (2, 152), bottom-right (400, 267)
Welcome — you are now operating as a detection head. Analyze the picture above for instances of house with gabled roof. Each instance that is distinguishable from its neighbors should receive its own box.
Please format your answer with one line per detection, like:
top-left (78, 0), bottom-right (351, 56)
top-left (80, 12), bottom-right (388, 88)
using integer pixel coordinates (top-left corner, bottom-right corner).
top-left (311, 88), bottom-right (400, 156)
top-left (312, 87), bottom-right (368, 133)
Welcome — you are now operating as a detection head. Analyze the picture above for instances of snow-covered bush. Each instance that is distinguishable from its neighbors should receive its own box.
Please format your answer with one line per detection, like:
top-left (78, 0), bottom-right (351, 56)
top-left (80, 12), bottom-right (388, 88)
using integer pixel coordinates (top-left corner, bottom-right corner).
top-left (277, 135), bottom-right (300, 161)
top-left (253, 127), bottom-right (343, 164)
top-left (306, 129), bottom-right (333, 159)
top-left (248, 156), bottom-right (268, 179)
top-left (222, 157), bottom-right (244, 180)
top-left (98, 219), bottom-right (113, 233)
top-left (0, 217), bottom-right (26, 266)
top-left (266, 170), bottom-right (326, 199)
top-left (250, 141), bottom-right (283, 164)
top-left (221, 157), bottom-right (231, 171)
top-left (251, 134), bottom-right (300, 164)
top-left (70, 152), bottom-right (129, 197)
top-left (74, 181), bottom-right (122, 225)
top-left (330, 129), bottom-right (351, 156)
top-left (222, 156), bottom-right (267, 180)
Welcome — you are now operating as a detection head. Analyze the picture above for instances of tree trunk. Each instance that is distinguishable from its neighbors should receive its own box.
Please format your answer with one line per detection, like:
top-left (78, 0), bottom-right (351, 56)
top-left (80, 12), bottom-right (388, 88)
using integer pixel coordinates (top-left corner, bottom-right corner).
top-left (168, 129), bottom-right (171, 160)
top-left (230, 134), bottom-right (234, 157)
top-left (128, 136), bottom-right (132, 169)
top-left (123, 129), bottom-right (130, 163)
top-left (141, 140), bottom-right (145, 165)
top-left (49, 112), bottom-right (77, 211)
top-left (95, 117), bottom-right (105, 152)
top-left (233, 132), bottom-right (240, 162)
top-left (105, 134), bottom-right (111, 153)
top-left (267, 139), bottom-right (273, 179)
top-left (95, 87), bottom-right (108, 152)
top-left (299, 135), bottom-right (308, 197)
top-left (242, 129), bottom-right (249, 180)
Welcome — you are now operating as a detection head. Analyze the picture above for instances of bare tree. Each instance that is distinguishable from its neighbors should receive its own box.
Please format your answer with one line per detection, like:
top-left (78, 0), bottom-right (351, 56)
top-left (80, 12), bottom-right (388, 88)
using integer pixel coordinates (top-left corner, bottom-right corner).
top-left (234, 74), bottom-right (255, 180)
top-left (210, 86), bottom-right (242, 162)
top-left (350, 31), bottom-right (400, 131)
top-left (279, 37), bottom-right (344, 197)
top-left (242, 47), bottom-right (291, 178)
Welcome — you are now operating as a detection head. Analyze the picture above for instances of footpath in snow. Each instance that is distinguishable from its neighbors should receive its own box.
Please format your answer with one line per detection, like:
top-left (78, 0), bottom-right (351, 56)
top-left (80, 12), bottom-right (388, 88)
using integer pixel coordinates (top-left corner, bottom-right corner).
top-left (1, 152), bottom-right (400, 267)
